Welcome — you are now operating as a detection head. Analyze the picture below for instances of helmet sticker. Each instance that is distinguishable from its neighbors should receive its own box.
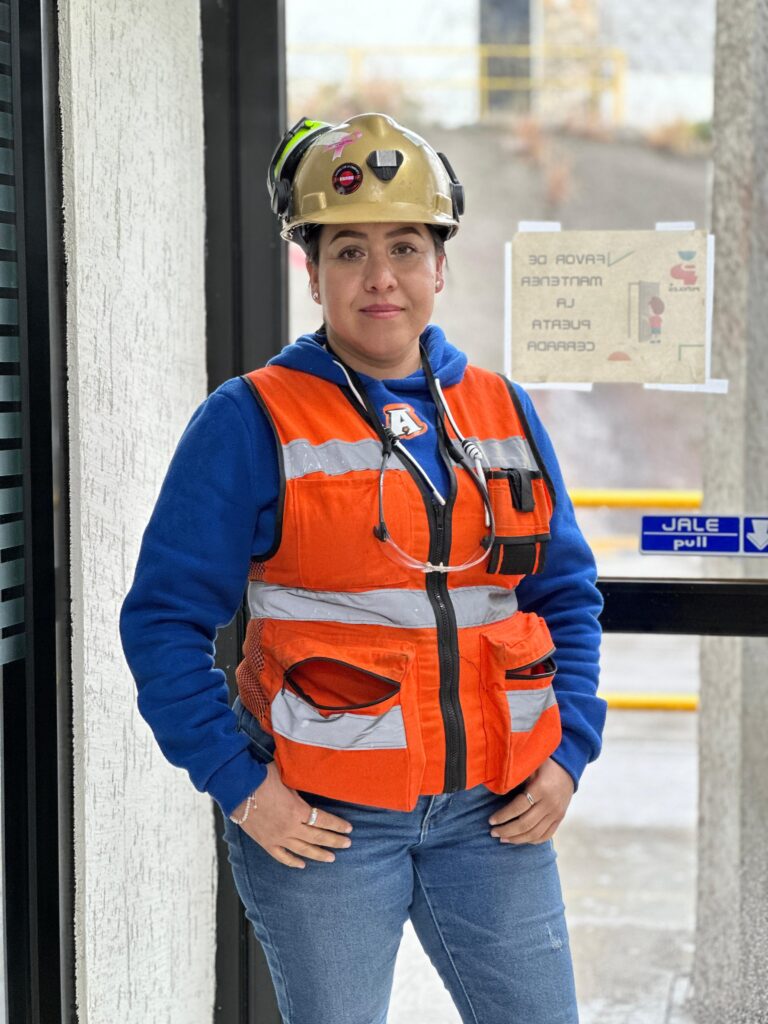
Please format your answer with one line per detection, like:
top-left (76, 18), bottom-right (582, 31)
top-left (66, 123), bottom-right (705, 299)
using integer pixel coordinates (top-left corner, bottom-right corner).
top-left (322, 129), bottom-right (363, 160)
top-left (332, 163), bottom-right (364, 195)
top-left (367, 149), bottom-right (404, 181)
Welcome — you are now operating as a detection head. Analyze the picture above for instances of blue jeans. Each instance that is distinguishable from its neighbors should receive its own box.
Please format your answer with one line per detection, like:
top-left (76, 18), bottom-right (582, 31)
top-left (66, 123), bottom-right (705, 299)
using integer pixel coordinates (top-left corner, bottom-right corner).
top-left (223, 695), bottom-right (579, 1024)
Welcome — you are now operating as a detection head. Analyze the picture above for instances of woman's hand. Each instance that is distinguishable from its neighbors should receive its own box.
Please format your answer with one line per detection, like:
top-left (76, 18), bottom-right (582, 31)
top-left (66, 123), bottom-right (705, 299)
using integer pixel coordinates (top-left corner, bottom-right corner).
top-left (232, 761), bottom-right (354, 869)
top-left (487, 758), bottom-right (575, 844)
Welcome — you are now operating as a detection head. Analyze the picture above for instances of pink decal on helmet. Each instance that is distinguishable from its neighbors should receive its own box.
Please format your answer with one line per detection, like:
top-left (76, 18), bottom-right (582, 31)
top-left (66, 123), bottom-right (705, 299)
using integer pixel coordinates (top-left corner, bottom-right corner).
top-left (323, 129), bottom-right (363, 160)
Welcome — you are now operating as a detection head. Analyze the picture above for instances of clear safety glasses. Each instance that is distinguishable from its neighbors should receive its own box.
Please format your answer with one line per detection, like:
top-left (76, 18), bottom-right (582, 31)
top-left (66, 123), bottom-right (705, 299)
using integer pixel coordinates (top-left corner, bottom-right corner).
top-left (374, 442), bottom-right (496, 574)
top-left (328, 344), bottom-right (496, 574)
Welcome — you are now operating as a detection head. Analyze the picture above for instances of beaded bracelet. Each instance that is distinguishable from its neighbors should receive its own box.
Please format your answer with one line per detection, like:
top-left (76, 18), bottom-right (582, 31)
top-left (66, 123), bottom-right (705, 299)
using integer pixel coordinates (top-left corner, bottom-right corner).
top-left (230, 790), bottom-right (259, 826)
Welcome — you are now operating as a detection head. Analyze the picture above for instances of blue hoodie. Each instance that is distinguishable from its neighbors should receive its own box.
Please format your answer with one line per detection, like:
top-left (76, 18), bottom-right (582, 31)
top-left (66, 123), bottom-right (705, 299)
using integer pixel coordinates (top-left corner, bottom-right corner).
top-left (119, 324), bottom-right (606, 817)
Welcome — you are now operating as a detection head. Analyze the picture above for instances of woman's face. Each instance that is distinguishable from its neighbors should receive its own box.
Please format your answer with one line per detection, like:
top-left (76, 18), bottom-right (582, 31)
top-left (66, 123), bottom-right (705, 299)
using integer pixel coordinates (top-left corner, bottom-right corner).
top-left (306, 221), bottom-right (445, 375)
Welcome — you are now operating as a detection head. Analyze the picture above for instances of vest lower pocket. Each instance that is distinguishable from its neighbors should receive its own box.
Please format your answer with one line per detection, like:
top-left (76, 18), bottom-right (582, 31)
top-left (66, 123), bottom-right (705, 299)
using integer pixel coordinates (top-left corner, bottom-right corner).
top-left (480, 613), bottom-right (562, 793)
top-left (264, 637), bottom-right (426, 811)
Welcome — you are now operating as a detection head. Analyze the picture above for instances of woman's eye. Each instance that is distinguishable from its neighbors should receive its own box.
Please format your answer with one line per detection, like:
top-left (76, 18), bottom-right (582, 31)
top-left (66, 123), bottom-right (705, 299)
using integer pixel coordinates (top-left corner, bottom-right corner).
top-left (334, 243), bottom-right (419, 260)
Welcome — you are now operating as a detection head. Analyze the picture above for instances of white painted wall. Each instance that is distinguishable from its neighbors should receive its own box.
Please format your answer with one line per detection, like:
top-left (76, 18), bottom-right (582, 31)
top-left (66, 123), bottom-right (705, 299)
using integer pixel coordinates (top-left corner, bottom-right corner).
top-left (57, 1), bottom-right (216, 1021)
top-left (286, 0), bottom-right (482, 126)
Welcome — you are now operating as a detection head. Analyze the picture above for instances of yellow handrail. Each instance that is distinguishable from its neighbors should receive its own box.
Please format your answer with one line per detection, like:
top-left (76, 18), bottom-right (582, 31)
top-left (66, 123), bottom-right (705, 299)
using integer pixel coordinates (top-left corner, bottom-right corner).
top-left (569, 489), bottom-right (702, 509)
top-left (288, 43), bottom-right (627, 127)
top-left (601, 693), bottom-right (699, 711)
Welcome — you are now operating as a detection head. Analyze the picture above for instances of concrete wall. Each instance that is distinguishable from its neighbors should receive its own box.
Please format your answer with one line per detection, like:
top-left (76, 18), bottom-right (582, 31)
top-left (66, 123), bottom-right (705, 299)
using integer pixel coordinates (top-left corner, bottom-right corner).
top-left (529, 0), bottom-right (715, 130)
top-left (597, 0), bottom-right (716, 129)
top-left (695, 0), bottom-right (768, 1020)
top-left (57, 1), bottom-right (216, 1020)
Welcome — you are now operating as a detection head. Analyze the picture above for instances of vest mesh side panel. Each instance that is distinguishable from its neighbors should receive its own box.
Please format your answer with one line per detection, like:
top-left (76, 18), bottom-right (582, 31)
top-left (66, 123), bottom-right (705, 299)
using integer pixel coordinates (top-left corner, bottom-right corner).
top-left (237, 560), bottom-right (270, 722)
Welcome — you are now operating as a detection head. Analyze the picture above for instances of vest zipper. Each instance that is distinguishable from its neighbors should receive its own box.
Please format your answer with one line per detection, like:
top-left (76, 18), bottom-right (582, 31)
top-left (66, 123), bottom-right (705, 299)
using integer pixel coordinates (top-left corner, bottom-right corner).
top-left (429, 377), bottom-right (466, 792)
top-left (337, 385), bottom-right (467, 793)
top-left (429, 498), bottom-right (466, 792)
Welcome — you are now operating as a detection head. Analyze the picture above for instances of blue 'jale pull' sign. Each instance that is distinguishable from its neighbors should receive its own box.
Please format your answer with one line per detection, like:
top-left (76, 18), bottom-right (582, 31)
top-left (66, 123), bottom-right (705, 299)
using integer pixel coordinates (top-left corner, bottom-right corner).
top-left (640, 516), bottom-right (768, 555)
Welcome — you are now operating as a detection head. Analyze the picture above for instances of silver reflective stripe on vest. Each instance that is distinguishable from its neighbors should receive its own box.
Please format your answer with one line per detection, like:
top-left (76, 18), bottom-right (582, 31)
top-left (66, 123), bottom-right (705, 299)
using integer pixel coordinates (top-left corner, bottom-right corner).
top-left (507, 686), bottom-right (557, 732)
top-left (468, 436), bottom-right (538, 472)
top-left (248, 581), bottom-right (518, 629)
top-left (270, 688), bottom-right (407, 750)
top-left (283, 437), bottom-right (406, 479)
top-left (282, 435), bottom-right (538, 480)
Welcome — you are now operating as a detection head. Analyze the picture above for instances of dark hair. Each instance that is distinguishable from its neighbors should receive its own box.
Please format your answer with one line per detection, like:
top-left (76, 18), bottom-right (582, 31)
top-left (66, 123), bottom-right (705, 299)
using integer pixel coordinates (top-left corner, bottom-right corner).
top-left (304, 223), bottom-right (448, 268)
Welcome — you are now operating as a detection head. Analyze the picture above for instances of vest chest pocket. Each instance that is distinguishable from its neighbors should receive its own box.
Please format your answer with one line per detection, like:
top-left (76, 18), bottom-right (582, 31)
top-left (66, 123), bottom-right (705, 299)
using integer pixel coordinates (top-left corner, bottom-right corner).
top-left (263, 635), bottom-right (426, 811)
top-left (479, 612), bottom-right (562, 794)
top-left (484, 468), bottom-right (552, 576)
top-left (291, 473), bottom-right (415, 590)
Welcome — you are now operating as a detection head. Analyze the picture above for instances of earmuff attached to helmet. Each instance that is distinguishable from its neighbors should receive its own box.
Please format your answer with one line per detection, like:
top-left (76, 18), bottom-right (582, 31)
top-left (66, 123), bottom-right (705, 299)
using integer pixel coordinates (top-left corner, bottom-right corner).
top-left (266, 117), bottom-right (334, 218)
top-left (436, 151), bottom-right (465, 221)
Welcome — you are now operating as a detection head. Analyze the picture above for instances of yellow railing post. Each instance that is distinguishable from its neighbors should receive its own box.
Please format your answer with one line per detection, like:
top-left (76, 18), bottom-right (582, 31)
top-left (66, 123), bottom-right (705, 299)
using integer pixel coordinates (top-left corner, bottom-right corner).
top-left (611, 48), bottom-right (626, 129)
top-left (478, 46), bottom-right (489, 120)
top-left (348, 47), bottom-right (364, 95)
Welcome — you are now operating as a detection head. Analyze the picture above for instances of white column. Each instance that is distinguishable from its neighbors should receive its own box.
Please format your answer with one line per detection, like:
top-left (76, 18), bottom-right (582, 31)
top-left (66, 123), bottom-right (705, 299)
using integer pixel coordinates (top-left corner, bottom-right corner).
top-left (57, 1), bottom-right (216, 1020)
top-left (696, 1), bottom-right (768, 1020)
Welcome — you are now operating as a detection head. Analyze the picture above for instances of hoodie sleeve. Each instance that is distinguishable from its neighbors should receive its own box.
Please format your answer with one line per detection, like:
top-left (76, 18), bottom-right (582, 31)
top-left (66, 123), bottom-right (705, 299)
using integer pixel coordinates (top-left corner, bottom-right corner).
top-left (119, 384), bottom-right (280, 817)
top-left (509, 382), bottom-right (607, 792)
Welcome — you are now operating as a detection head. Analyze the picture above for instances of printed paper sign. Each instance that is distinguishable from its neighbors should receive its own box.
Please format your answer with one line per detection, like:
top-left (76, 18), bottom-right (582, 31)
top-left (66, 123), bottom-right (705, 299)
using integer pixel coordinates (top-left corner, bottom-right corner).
top-left (510, 229), bottom-right (709, 384)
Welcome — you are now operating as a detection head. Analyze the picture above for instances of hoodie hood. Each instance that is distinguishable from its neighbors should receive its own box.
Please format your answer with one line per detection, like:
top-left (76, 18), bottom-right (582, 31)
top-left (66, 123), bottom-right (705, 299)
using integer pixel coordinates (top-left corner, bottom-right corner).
top-left (266, 323), bottom-right (468, 391)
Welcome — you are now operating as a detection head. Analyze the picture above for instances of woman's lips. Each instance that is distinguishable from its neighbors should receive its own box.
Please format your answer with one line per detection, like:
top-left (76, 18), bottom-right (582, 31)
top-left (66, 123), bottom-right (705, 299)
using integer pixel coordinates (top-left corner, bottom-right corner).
top-left (360, 306), bottom-right (403, 319)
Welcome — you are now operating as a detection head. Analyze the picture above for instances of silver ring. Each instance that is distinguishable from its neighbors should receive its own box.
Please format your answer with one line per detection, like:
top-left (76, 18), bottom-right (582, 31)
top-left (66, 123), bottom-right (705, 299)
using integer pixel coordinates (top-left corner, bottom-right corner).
top-left (306, 806), bottom-right (319, 827)
top-left (524, 791), bottom-right (535, 807)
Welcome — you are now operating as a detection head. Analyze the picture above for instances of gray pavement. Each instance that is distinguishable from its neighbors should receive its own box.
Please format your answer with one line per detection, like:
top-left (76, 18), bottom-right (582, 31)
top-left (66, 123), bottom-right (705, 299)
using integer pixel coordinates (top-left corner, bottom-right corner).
top-left (559, 708), bottom-right (697, 1024)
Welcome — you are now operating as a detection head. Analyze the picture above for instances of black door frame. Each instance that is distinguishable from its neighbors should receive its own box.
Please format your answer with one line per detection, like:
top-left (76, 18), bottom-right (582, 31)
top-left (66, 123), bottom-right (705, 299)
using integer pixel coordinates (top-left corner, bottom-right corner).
top-left (201, 2), bottom-right (287, 1022)
top-left (2, 0), bottom-right (74, 1021)
top-left (599, 578), bottom-right (768, 635)
top-left (200, 4), bottom-right (768, 1022)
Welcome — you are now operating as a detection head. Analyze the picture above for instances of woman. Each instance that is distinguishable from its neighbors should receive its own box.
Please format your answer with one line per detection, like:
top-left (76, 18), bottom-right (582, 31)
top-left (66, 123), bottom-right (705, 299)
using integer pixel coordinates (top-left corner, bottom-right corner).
top-left (120, 112), bottom-right (606, 1024)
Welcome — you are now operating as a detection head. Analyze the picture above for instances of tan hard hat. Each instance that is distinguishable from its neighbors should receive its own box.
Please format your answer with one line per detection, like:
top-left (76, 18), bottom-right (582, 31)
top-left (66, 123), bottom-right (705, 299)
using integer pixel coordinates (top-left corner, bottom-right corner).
top-left (268, 112), bottom-right (464, 250)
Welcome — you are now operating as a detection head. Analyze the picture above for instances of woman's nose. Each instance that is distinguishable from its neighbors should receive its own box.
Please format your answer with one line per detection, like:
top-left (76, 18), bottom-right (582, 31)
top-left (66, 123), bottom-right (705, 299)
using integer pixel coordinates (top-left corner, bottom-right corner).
top-left (363, 252), bottom-right (397, 291)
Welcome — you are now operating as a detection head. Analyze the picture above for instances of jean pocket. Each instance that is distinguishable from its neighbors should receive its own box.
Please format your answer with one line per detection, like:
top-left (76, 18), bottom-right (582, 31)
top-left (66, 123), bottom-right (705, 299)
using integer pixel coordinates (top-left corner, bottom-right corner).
top-left (236, 701), bottom-right (276, 763)
top-left (480, 612), bottom-right (562, 793)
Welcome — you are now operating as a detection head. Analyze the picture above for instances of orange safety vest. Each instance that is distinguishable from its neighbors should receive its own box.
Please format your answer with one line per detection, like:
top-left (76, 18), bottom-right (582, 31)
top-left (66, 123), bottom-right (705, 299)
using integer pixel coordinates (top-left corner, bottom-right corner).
top-left (234, 359), bottom-right (561, 810)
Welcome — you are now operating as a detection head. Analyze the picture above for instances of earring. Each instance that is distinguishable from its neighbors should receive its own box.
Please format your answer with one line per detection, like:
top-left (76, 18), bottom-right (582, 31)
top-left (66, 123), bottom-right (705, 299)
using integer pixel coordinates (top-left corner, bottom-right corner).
top-left (312, 290), bottom-right (319, 300)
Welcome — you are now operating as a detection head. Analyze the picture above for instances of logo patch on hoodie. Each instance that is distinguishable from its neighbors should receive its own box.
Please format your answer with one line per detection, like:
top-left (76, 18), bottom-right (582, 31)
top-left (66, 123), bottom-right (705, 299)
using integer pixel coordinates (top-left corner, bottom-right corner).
top-left (383, 403), bottom-right (427, 439)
